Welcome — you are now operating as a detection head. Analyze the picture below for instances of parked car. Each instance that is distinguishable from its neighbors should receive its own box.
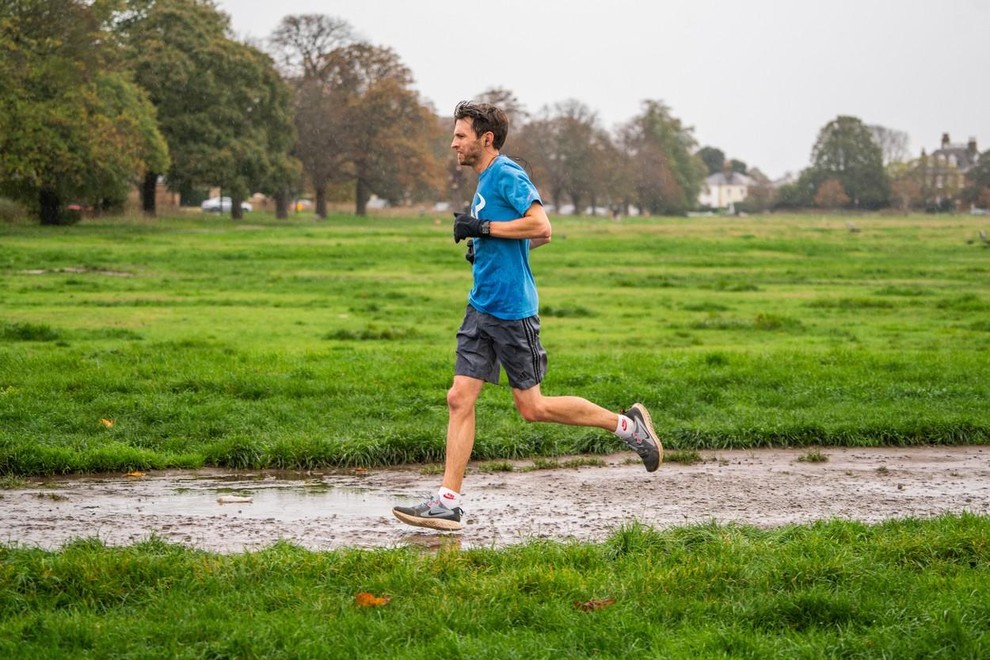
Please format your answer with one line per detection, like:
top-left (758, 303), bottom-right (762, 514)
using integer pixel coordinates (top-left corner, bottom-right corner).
top-left (201, 197), bottom-right (252, 213)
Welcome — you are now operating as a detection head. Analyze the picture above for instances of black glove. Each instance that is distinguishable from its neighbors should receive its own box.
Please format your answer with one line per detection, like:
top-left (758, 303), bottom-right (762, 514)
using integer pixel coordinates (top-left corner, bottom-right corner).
top-left (453, 212), bottom-right (490, 243)
top-left (465, 238), bottom-right (475, 264)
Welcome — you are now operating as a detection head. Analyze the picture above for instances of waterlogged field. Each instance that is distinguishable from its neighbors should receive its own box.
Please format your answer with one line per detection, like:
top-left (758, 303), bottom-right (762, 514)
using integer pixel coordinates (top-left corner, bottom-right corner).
top-left (1, 212), bottom-right (989, 474)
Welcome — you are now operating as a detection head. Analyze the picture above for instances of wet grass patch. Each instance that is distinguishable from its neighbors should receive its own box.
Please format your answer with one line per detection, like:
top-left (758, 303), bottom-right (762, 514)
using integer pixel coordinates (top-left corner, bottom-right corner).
top-left (688, 314), bottom-right (804, 332)
top-left (0, 321), bottom-right (63, 342)
top-left (322, 325), bottom-right (418, 341)
top-left (806, 297), bottom-right (896, 310)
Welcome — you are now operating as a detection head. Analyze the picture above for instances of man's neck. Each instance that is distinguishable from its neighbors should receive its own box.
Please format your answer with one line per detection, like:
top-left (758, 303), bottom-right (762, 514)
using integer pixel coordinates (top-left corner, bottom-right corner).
top-left (474, 150), bottom-right (500, 175)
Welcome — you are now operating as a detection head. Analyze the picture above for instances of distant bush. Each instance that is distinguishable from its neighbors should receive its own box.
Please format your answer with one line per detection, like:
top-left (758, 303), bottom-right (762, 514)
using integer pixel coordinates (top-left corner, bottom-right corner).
top-left (0, 197), bottom-right (27, 222)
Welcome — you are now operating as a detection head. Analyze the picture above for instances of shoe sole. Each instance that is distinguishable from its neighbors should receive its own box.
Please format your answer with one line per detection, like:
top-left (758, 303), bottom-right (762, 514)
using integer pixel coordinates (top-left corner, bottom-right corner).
top-left (630, 402), bottom-right (663, 470)
top-left (392, 508), bottom-right (464, 531)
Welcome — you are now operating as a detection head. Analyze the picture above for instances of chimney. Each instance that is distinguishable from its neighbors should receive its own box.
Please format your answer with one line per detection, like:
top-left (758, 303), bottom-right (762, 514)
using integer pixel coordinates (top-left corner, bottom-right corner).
top-left (941, 133), bottom-right (950, 149)
top-left (968, 137), bottom-right (978, 158)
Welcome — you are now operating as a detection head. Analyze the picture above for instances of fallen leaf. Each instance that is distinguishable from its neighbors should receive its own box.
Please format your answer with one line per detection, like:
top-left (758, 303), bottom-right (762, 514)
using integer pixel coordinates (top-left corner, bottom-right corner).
top-left (355, 591), bottom-right (390, 607)
top-left (575, 597), bottom-right (617, 612)
top-left (100, 418), bottom-right (114, 428)
top-left (124, 471), bottom-right (145, 478)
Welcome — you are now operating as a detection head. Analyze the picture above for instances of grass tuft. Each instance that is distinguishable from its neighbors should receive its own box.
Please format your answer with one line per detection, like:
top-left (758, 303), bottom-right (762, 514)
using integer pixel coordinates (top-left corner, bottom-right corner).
top-left (797, 449), bottom-right (829, 463)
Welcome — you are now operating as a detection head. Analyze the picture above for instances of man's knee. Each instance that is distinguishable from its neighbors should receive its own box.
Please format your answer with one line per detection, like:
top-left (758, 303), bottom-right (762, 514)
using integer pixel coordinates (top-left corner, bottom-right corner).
top-left (514, 398), bottom-right (545, 423)
top-left (447, 380), bottom-right (479, 414)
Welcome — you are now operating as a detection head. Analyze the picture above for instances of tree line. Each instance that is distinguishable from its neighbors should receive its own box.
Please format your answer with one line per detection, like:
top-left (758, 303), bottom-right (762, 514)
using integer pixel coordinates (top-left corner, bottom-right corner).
top-left (2, 1), bottom-right (988, 225)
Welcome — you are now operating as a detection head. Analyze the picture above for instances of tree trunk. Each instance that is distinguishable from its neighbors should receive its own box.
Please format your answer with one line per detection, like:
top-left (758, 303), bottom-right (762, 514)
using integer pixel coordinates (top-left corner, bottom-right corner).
top-left (355, 178), bottom-right (368, 216)
top-left (315, 185), bottom-right (327, 219)
top-left (231, 193), bottom-right (244, 220)
top-left (141, 171), bottom-right (158, 217)
top-left (274, 190), bottom-right (289, 219)
top-left (39, 188), bottom-right (61, 225)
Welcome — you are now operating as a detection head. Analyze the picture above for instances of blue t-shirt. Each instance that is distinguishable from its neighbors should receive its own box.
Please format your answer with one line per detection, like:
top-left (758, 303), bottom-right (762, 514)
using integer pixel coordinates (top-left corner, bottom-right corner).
top-left (468, 156), bottom-right (542, 320)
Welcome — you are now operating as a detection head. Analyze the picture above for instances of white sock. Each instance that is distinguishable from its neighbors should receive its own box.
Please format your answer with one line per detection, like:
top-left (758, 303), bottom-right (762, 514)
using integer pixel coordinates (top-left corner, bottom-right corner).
top-left (614, 415), bottom-right (635, 441)
top-left (437, 486), bottom-right (462, 509)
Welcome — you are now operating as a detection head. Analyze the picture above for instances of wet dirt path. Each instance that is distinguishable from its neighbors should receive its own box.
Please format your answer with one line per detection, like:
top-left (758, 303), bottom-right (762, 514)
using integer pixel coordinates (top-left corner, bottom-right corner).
top-left (3, 446), bottom-right (989, 553)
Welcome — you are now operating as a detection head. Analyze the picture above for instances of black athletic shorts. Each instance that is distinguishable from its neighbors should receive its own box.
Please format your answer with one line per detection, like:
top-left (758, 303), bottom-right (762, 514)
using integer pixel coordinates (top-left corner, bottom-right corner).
top-left (454, 305), bottom-right (548, 390)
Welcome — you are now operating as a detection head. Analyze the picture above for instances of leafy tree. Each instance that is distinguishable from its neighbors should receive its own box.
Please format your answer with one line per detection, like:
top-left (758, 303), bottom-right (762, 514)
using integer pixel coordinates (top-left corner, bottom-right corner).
top-left (887, 160), bottom-right (925, 212)
top-left (697, 147), bottom-right (725, 176)
top-left (201, 39), bottom-right (299, 220)
top-left (738, 168), bottom-right (775, 213)
top-left (0, 0), bottom-right (169, 224)
top-left (774, 173), bottom-right (817, 210)
top-left (814, 178), bottom-right (850, 210)
top-left (116, 0), bottom-right (230, 215)
top-left (729, 159), bottom-right (748, 175)
top-left (518, 100), bottom-right (602, 214)
top-left (807, 115), bottom-right (889, 209)
top-left (118, 0), bottom-right (296, 218)
top-left (594, 129), bottom-right (634, 216)
top-left (619, 100), bottom-right (706, 216)
top-left (319, 43), bottom-right (442, 215)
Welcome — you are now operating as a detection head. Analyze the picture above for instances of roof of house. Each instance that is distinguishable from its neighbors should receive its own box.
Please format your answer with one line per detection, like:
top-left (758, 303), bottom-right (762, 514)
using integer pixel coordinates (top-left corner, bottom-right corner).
top-left (706, 172), bottom-right (754, 186)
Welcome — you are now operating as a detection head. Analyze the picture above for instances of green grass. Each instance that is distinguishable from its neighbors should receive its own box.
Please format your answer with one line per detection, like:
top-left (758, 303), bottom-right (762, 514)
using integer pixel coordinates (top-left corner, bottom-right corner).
top-left (798, 449), bottom-right (830, 463)
top-left (1, 514), bottom-right (988, 658)
top-left (665, 449), bottom-right (704, 464)
top-left (1, 212), bottom-right (989, 475)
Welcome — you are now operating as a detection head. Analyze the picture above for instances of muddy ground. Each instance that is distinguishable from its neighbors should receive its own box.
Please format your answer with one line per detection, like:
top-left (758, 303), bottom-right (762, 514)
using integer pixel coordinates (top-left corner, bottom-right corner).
top-left (3, 446), bottom-right (989, 553)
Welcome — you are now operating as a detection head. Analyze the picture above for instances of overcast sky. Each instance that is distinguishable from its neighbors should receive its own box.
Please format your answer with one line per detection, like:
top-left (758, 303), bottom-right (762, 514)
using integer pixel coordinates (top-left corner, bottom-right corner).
top-left (216, 0), bottom-right (988, 180)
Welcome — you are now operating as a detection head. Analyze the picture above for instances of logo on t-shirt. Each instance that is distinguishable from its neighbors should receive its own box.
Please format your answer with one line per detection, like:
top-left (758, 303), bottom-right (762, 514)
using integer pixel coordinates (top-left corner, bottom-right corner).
top-left (472, 193), bottom-right (487, 218)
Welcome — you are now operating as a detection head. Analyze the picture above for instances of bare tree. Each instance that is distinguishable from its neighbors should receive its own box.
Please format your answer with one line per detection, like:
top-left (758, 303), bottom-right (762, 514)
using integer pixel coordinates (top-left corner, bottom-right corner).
top-left (268, 14), bottom-right (355, 218)
top-left (474, 86), bottom-right (529, 138)
top-left (268, 14), bottom-right (353, 79)
top-left (868, 124), bottom-right (911, 166)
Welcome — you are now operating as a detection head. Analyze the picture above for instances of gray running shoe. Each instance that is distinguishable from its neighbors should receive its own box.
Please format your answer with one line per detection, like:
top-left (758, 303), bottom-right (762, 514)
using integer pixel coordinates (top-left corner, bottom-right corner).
top-left (392, 497), bottom-right (464, 531)
top-left (624, 402), bottom-right (663, 472)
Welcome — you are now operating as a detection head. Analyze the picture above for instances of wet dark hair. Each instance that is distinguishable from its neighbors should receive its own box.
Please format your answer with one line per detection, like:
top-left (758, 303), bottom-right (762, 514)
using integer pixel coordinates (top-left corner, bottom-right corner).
top-left (454, 101), bottom-right (508, 150)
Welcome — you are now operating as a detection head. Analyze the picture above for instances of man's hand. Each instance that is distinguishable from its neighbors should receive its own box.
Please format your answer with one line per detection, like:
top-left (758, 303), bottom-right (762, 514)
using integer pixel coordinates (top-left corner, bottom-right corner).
top-left (465, 238), bottom-right (475, 264)
top-left (453, 212), bottom-right (490, 243)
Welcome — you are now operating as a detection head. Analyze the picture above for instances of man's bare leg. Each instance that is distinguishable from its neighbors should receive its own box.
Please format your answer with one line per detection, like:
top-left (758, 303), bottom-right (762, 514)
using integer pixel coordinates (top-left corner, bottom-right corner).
top-left (511, 384), bottom-right (618, 429)
top-left (442, 375), bottom-right (485, 494)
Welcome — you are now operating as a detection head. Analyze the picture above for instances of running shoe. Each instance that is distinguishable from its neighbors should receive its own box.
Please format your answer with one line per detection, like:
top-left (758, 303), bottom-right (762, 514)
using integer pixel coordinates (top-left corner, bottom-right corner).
top-left (392, 496), bottom-right (464, 531)
top-left (624, 402), bottom-right (663, 472)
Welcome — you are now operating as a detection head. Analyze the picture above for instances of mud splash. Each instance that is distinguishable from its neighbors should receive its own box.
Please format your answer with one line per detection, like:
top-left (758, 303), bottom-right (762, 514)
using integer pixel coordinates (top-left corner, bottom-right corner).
top-left (2, 446), bottom-right (988, 553)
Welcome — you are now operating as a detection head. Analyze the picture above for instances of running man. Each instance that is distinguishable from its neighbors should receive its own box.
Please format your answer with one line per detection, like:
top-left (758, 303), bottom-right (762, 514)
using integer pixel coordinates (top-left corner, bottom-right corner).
top-left (392, 101), bottom-right (661, 531)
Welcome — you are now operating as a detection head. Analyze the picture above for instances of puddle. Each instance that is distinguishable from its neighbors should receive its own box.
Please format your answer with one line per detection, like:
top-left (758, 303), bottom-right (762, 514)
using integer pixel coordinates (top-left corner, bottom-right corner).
top-left (3, 447), bottom-right (989, 554)
top-left (90, 481), bottom-right (391, 522)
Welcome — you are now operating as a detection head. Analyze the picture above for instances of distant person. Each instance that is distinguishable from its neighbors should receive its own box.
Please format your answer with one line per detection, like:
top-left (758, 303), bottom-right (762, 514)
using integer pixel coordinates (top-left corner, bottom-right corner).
top-left (392, 101), bottom-right (662, 531)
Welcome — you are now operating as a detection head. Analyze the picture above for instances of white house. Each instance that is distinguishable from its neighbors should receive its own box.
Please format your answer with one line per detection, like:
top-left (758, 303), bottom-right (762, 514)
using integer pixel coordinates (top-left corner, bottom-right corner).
top-left (698, 171), bottom-right (754, 209)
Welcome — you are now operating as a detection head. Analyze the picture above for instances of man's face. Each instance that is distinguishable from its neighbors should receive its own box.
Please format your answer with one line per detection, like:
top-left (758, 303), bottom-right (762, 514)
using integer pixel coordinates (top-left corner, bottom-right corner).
top-left (451, 118), bottom-right (486, 168)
